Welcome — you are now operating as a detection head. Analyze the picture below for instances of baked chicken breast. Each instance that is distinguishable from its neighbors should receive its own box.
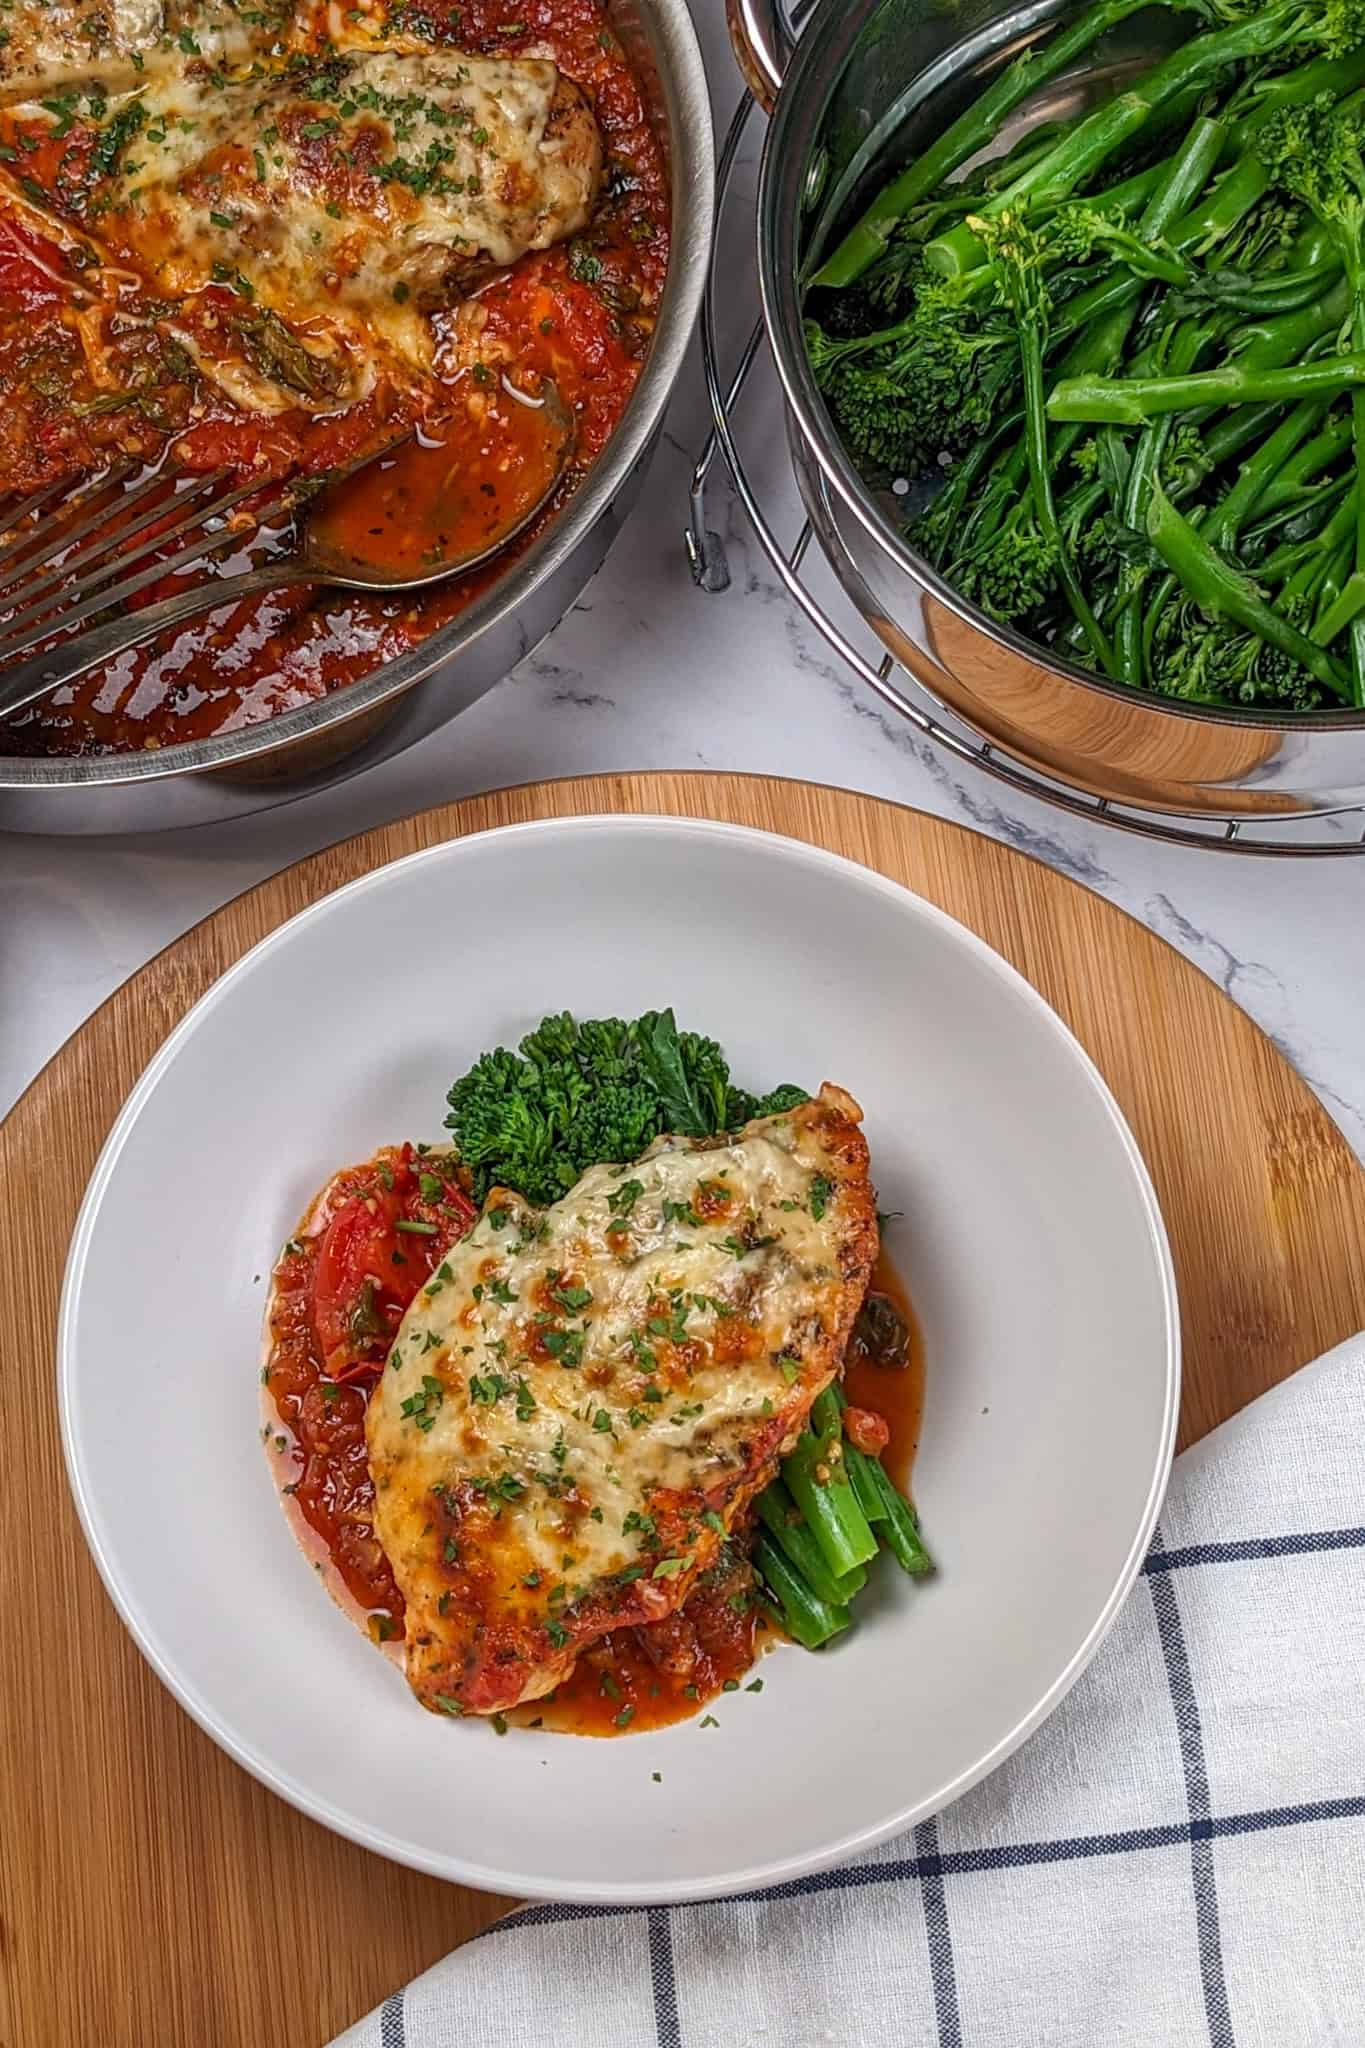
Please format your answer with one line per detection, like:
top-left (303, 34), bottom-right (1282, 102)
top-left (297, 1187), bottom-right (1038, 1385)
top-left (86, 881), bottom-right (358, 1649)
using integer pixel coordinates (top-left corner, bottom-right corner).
top-left (367, 1086), bottom-right (878, 1717)
top-left (0, 0), bottom-right (288, 105)
top-left (94, 51), bottom-right (603, 374)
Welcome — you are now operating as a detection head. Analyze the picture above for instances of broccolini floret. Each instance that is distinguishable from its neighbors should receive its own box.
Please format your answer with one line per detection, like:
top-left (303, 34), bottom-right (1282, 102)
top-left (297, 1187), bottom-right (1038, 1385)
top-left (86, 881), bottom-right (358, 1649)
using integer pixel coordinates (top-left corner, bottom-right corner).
top-left (445, 1010), bottom-right (808, 1205)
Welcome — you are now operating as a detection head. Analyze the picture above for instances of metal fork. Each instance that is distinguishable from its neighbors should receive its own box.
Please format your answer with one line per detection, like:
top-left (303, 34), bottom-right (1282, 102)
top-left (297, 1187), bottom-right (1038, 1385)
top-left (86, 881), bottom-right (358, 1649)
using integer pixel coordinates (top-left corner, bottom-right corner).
top-left (0, 464), bottom-right (301, 723)
top-left (0, 382), bottom-right (575, 724)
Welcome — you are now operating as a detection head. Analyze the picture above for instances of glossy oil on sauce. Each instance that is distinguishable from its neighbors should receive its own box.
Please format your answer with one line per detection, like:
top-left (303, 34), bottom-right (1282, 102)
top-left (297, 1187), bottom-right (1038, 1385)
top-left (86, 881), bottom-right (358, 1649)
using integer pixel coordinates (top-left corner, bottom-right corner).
top-left (843, 1252), bottom-right (927, 1491)
top-left (306, 382), bottom-right (575, 583)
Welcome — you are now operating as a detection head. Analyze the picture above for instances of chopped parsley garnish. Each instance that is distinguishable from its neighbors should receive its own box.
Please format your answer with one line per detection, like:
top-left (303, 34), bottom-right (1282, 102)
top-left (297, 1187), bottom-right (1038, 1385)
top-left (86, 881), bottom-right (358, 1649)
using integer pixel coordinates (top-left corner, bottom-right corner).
top-left (395, 1217), bottom-right (439, 1236)
top-left (543, 1327), bottom-right (585, 1368)
top-left (808, 1174), bottom-right (834, 1221)
top-left (628, 1331), bottom-right (658, 1372)
top-left (546, 1619), bottom-right (569, 1649)
top-left (552, 1281), bottom-right (593, 1312)
top-left (400, 1375), bottom-right (444, 1432)
top-left (652, 1556), bottom-right (685, 1579)
top-left (608, 1179), bottom-right (644, 1220)
top-left (614, 1704), bottom-right (635, 1729)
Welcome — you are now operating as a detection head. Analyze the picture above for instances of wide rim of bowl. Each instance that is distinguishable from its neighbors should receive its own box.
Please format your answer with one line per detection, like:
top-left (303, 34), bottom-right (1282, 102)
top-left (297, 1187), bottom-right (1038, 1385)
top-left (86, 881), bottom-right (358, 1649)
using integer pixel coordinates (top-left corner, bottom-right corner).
top-left (57, 812), bottom-right (1181, 1903)
top-left (0, 0), bottom-right (715, 791)
top-left (757, 0), bottom-right (1365, 737)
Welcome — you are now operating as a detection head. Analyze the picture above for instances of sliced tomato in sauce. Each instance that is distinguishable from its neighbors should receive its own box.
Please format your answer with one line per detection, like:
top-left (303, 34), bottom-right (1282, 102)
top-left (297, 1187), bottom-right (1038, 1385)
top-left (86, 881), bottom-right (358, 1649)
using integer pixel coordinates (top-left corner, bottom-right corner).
top-left (310, 1147), bottom-right (476, 1380)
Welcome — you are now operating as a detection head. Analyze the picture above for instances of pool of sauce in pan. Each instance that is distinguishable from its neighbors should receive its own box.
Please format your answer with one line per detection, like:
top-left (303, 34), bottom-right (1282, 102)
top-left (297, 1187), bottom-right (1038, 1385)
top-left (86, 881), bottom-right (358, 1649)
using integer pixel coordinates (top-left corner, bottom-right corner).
top-left (306, 386), bottom-right (574, 583)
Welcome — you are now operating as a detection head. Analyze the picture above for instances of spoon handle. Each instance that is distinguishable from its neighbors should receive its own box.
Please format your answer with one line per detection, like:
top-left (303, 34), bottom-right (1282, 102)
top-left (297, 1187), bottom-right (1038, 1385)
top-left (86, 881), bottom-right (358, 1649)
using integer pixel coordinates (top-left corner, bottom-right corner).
top-left (0, 564), bottom-right (309, 723)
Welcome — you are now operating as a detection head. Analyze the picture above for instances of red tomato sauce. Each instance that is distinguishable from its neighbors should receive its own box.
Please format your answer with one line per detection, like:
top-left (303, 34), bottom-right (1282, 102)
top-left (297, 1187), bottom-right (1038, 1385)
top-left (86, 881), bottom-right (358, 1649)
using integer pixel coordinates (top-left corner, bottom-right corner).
top-left (262, 1144), bottom-right (477, 1639)
top-left (843, 1252), bottom-right (926, 1491)
top-left (510, 1553), bottom-right (771, 1737)
top-left (0, 0), bottom-right (668, 758)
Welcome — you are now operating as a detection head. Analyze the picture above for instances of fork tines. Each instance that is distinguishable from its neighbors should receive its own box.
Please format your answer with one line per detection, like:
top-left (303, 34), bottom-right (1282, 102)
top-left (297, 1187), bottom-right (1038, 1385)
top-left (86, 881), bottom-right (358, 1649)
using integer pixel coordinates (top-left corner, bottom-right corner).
top-left (0, 464), bottom-right (294, 668)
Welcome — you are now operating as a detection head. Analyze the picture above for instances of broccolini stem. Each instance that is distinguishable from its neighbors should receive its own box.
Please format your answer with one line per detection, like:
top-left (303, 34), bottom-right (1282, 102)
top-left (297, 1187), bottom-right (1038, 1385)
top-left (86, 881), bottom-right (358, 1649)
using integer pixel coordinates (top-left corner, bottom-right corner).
top-left (1018, 298), bottom-right (1115, 673)
top-left (783, 1425), bottom-right (879, 1579)
top-left (1243, 415), bottom-right (1356, 526)
top-left (1255, 488), bottom-right (1359, 584)
top-left (915, 414), bottom-right (1020, 552)
top-left (1311, 565), bottom-right (1365, 645)
top-left (1115, 316), bottom-right (1212, 682)
top-left (855, 1453), bottom-right (935, 1577)
top-left (1145, 484), bottom-right (1352, 700)
top-left (756, 1479), bottom-right (863, 1609)
top-left (1347, 285), bottom-right (1365, 701)
top-left (1141, 401), bottom-right (1298, 652)
top-left (923, 5), bottom-right (1316, 279)
top-left (1241, 476), bottom-right (1354, 554)
top-left (1182, 261), bottom-right (1344, 316)
top-left (1050, 153), bottom-right (1275, 349)
top-left (754, 1537), bottom-right (851, 1650)
top-left (1141, 112), bottom-right (1230, 235)
top-left (807, 0), bottom-right (1190, 292)
top-left (1202, 399), bottom-right (1333, 552)
top-left (1048, 353), bottom-right (1365, 426)
top-left (1227, 278), bottom-right (1352, 372)
top-left (1141, 293), bottom-right (1355, 654)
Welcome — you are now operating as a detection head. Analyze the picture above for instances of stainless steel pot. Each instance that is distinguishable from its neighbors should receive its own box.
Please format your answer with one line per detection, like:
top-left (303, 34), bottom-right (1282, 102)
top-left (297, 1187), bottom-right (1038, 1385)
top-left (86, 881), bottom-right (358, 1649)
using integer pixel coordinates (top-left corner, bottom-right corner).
top-left (0, 0), bottom-right (713, 836)
top-left (732, 0), bottom-right (1365, 819)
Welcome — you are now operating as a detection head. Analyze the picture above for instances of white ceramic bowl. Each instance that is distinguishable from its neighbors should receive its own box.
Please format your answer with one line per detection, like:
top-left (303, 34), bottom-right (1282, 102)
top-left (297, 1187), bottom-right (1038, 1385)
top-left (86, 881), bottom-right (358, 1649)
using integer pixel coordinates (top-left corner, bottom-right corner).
top-left (59, 815), bottom-right (1178, 1902)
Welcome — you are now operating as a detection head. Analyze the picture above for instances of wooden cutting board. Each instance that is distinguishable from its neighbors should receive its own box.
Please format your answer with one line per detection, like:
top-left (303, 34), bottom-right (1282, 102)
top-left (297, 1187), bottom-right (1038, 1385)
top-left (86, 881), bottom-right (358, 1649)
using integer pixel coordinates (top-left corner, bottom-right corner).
top-left (5, 771), bottom-right (1365, 2048)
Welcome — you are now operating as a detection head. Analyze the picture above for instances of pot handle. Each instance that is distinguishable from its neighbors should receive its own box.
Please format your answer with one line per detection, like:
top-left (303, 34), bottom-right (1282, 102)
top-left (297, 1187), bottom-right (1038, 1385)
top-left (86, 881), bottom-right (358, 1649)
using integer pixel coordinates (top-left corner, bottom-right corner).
top-left (726, 0), bottom-right (796, 112)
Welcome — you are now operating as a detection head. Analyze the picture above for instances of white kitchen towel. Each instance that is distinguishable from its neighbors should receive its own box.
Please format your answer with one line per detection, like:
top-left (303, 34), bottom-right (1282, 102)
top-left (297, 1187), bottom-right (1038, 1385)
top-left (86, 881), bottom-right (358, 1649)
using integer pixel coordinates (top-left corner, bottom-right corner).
top-left (333, 1336), bottom-right (1365, 2048)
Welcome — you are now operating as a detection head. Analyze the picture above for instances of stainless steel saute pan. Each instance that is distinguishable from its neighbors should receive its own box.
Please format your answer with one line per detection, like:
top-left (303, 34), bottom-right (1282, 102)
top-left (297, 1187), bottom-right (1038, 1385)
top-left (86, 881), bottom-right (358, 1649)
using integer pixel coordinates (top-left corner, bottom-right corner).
top-left (0, 0), bottom-right (713, 835)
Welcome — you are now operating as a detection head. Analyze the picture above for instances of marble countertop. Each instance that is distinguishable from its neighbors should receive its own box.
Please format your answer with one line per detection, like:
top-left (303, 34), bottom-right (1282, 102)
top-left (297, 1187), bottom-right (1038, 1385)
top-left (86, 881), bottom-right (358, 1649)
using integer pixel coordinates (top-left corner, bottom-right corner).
top-left (4, 6), bottom-right (1363, 1155)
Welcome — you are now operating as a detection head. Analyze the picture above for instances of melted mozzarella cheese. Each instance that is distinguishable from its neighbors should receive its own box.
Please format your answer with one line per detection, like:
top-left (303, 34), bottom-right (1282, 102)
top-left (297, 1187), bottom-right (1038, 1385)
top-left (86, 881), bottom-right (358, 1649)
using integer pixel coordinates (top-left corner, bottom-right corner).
top-left (94, 51), bottom-right (602, 374)
top-left (366, 1088), bottom-right (879, 1714)
top-left (0, 0), bottom-right (288, 105)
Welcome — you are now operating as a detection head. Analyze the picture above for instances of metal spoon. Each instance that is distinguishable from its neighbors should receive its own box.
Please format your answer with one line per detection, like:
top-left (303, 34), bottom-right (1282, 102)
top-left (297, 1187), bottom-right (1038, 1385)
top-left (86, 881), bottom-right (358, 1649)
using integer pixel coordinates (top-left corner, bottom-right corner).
top-left (0, 379), bottom-right (575, 724)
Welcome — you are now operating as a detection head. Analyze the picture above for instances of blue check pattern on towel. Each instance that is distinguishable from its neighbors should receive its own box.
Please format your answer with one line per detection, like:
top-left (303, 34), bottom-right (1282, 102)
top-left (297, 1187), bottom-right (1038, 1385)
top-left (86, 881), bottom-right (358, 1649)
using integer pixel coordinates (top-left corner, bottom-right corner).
top-left (334, 1337), bottom-right (1365, 2048)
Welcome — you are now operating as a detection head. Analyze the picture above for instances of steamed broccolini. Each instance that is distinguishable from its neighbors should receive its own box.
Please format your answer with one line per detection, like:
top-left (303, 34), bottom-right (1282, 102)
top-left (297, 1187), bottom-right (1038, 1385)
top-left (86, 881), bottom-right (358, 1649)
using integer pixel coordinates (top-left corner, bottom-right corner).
top-left (445, 1009), bottom-right (807, 1205)
top-left (804, 0), bottom-right (1365, 712)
